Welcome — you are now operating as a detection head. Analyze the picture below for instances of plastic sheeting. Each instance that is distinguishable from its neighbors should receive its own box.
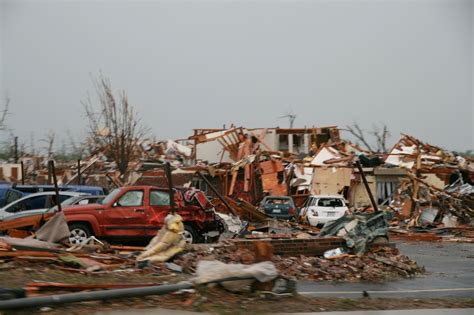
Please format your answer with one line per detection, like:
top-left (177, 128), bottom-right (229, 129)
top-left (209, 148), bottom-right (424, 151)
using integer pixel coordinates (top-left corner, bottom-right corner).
top-left (193, 260), bottom-right (278, 285)
top-left (34, 212), bottom-right (70, 244)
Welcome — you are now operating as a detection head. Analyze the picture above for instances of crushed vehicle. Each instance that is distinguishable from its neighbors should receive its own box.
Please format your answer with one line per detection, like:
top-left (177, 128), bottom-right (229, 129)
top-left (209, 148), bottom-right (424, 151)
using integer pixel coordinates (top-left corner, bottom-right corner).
top-left (63, 186), bottom-right (224, 245)
top-left (319, 210), bottom-right (393, 254)
top-left (299, 195), bottom-right (349, 226)
top-left (258, 196), bottom-right (298, 220)
top-left (0, 191), bottom-right (86, 221)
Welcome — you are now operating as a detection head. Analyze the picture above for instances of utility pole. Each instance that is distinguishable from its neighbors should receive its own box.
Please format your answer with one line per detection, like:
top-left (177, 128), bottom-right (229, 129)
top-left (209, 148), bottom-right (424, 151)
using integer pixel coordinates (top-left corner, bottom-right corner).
top-left (49, 160), bottom-right (62, 212)
top-left (13, 136), bottom-right (18, 163)
top-left (20, 161), bottom-right (25, 185)
top-left (355, 160), bottom-right (379, 212)
top-left (77, 159), bottom-right (82, 185)
top-left (164, 162), bottom-right (176, 215)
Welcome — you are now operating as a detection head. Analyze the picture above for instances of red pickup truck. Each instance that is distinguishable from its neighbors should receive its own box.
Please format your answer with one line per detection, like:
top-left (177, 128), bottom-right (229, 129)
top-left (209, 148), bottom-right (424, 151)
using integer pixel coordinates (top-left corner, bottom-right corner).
top-left (63, 186), bottom-right (223, 244)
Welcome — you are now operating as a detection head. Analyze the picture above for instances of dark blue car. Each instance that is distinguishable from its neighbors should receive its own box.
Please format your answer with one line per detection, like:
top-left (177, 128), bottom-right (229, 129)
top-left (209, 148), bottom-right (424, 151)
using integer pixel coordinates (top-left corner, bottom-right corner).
top-left (258, 196), bottom-right (298, 220)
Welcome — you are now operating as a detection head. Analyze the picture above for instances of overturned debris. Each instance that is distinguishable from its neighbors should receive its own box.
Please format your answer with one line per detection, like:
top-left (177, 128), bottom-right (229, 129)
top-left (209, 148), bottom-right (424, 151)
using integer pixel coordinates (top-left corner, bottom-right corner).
top-left (319, 211), bottom-right (393, 255)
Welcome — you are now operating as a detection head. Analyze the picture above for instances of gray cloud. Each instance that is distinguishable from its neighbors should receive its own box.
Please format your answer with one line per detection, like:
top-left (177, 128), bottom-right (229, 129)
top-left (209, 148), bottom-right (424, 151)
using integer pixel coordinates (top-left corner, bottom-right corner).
top-left (0, 0), bottom-right (472, 151)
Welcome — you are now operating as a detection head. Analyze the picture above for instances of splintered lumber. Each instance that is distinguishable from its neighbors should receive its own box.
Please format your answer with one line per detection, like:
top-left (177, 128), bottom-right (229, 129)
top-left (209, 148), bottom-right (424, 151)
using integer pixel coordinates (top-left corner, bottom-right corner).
top-left (223, 197), bottom-right (268, 223)
top-left (229, 170), bottom-right (238, 195)
top-left (0, 251), bottom-right (129, 264)
top-left (65, 155), bottom-right (100, 185)
top-left (373, 256), bottom-right (416, 272)
top-left (197, 171), bottom-right (238, 216)
top-left (109, 245), bottom-right (145, 252)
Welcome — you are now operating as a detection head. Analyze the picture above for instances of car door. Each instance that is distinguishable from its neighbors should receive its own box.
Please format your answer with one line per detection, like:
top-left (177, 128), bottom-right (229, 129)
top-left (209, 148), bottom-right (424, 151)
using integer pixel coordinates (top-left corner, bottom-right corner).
top-left (146, 189), bottom-right (171, 236)
top-left (299, 197), bottom-right (312, 221)
top-left (101, 189), bottom-right (148, 237)
top-left (305, 197), bottom-right (318, 216)
top-left (1, 195), bottom-right (49, 220)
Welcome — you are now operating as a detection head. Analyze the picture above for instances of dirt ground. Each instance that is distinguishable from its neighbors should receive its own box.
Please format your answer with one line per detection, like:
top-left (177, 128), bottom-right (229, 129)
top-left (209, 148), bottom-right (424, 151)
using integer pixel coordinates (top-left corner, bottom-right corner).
top-left (1, 287), bottom-right (474, 315)
top-left (0, 262), bottom-right (473, 315)
top-left (0, 242), bottom-right (472, 314)
top-left (0, 260), bottom-right (185, 289)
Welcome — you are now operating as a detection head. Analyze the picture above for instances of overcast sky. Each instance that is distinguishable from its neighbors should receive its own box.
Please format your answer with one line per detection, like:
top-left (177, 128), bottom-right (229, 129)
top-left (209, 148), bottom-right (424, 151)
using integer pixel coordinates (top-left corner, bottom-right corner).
top-left (0, 0), bottom-right (472, 152)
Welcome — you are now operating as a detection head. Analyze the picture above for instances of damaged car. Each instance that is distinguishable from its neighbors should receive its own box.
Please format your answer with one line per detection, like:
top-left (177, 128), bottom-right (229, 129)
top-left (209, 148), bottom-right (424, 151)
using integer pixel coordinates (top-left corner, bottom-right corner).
top-left (299, 195), bottom-right (349, 226)
top-left (0, 191), bottom-right (87, 221)
top-left (258, 196), bottom-right (298, 221)
top-left (63, 186), bottom-right (224, 245)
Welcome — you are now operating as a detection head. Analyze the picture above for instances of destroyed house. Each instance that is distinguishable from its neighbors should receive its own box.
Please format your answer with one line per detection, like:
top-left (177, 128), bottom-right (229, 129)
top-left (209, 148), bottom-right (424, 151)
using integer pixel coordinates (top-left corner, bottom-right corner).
top-left (190, 126), bottom-right (340, 164)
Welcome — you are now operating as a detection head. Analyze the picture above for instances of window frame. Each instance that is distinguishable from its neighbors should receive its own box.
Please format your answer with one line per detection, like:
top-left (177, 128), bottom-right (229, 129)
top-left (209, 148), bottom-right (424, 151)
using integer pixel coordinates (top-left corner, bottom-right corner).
top-left (116, 190), bottom-right (144, 207)
top-left (5, 195), bottom-right (48, 213)
top-left (150, 189), bottom-right (171, 207)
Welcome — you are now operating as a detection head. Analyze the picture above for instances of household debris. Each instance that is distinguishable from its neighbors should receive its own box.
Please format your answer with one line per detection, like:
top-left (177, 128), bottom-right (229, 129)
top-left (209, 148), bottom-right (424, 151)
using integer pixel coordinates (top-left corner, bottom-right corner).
top-left (319, 211), bottom-right (393, 255)
top-left (0, 126), bottom-right (472, 310)
top-left (173, 242), bottom-right (422, 282)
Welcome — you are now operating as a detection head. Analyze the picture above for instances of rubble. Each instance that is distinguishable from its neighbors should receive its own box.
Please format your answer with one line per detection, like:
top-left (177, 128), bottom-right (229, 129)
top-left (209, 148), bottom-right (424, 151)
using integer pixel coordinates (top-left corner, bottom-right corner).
top-left (173, 243), bottom-right (423, 282)
top-left (320, 211), bottom-right (393, 255)
top-left (0, 126), bottom-right (472, 311)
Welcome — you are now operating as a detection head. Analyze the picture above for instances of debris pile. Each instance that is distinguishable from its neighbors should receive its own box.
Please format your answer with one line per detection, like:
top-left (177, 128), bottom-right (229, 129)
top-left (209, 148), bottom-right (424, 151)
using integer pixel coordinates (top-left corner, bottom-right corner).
top-left (0, 126), bottom-right (472, 310)
top-left (383, 135), bottom-right (474, 229)
top-left (273, 247), bottom-right (422, 281)
top-left (173, 243), bottom-right (422, 282)
top-left (3, 127), bottom-right (472, 235)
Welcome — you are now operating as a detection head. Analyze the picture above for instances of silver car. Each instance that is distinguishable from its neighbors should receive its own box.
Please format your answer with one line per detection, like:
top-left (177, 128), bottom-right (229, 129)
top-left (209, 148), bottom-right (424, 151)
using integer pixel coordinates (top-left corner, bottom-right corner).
top-left (0, 191), bottom-right (86, 221)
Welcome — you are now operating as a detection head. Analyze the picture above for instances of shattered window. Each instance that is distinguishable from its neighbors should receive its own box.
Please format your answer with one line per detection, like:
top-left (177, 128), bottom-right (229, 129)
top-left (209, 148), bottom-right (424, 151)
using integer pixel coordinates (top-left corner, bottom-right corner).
top-left (150, 190), bottom-right (170, 206)
top-left (5, 196), bottom-right (48, 213)
top-left (293, 134), bottom-right (303, 153)
top-left (117, 190), bottom-right (143, 207)
top-left (45, 194), bottom-right (72, 208)
top-left (102, 188), bottom-right (122, 205)
top-left (278, 135), bottom-right (289, 151)
top-left (317, 198), bottom-right (344, 207)
top-left (266, 198), bottom-right (290, 205)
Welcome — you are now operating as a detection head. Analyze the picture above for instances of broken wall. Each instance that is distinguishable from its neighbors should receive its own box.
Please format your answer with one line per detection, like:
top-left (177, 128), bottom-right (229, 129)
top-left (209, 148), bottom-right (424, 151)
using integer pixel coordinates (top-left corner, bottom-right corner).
top-left (260, 160), bottom-right (287, 196)
top-left (311, 167), bottom-right (352, 196)
top-left (349, 175), bottom-right (376, 209)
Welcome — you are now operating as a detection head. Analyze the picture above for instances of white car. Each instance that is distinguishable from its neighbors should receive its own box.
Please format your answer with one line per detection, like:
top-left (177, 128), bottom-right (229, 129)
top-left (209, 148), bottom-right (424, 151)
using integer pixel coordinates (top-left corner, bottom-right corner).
top-left (300, 195), bottom-right (348, 226)
top-left (0, 191), bottom-right (86, 221)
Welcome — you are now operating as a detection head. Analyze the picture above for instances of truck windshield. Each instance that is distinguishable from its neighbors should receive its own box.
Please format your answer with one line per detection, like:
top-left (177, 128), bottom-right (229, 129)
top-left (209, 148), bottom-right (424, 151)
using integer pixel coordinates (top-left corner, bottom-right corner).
top-left (101, 188), bottom-right (122, 205)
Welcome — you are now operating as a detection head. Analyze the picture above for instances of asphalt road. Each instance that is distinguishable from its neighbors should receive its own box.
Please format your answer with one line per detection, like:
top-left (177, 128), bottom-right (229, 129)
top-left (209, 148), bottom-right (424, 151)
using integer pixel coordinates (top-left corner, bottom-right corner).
top-left (98, 308), bottom-right (474, 315)
top-left (278, 309), bottom-right (474, 315)
top-left (298, 241), bottom-right (474, 298)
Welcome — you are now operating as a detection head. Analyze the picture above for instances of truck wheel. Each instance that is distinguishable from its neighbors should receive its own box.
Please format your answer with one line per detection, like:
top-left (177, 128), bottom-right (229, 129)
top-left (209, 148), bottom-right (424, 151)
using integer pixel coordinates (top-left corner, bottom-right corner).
top-left (183, 224), bottom-right (198, 244)
top-left (69, 223), bottom-right (92, 245)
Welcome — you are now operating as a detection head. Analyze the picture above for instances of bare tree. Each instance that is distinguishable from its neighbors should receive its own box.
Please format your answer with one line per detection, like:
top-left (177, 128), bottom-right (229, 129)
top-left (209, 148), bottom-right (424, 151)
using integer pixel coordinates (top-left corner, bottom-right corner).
top-left (66, 130), bottom-right (88, 160)
top-left (343, 123), bottom-right (390, 153)
top-left (29, 132), bottom-right (36, 156)
top-left (82, 74), bottom-right (148, 177)
top-left (370, 124), bottom-right (390, 153)
top-left (0, 97), bottom-right (10, 131)
top-left (41, 130), bottom-right (56, 160)
top-left (344, 123), bottom-right (375, 152)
